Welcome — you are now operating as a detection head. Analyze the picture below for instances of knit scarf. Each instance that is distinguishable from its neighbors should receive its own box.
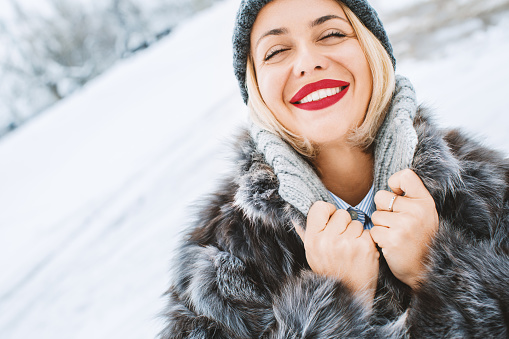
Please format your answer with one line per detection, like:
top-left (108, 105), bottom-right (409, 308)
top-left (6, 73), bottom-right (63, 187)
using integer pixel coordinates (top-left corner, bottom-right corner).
top-left (249, 75), bottom-right (418, 217)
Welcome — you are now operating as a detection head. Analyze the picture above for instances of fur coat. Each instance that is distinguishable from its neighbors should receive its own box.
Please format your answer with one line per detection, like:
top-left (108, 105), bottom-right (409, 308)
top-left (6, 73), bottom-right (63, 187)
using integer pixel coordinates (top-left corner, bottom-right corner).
top-left (159, 109), bottom-right (509, 338)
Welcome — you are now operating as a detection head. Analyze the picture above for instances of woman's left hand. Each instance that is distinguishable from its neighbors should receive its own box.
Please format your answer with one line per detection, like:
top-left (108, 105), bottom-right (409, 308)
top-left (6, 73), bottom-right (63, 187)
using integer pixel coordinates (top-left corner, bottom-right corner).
top-left (370, 169), bottom-right (439, 290)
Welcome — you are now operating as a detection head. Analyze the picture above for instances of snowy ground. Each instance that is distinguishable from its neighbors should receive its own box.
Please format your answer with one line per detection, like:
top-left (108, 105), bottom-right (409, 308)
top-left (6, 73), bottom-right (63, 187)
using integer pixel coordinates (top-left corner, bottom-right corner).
top-left (0, 0), bottom-right (508, 338)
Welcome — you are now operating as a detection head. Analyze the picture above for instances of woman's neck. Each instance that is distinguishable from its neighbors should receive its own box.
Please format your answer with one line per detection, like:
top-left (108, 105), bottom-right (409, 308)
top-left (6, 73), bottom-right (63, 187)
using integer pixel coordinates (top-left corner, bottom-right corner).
top-left (313, 143), bottom-right (374, 207)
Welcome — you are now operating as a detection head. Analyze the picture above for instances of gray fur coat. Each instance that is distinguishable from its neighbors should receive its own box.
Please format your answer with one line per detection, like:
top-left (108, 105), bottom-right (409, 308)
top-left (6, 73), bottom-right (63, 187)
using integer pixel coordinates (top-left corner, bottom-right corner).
top-left (159, 108), bottom-right (509, 338)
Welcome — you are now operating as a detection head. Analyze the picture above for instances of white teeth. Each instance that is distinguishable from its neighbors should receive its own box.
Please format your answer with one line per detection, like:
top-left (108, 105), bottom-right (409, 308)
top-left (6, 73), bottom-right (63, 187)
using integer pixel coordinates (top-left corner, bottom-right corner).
top-left (298, 86), bottom-right (344, 104)
top-left (318, 89), bottom-right (326, 100)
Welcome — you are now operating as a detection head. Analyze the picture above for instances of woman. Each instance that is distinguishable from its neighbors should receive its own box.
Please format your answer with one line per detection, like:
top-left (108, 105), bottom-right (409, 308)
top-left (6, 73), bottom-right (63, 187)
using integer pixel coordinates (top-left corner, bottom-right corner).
top-left (160, 0), bottom-right (509, 337)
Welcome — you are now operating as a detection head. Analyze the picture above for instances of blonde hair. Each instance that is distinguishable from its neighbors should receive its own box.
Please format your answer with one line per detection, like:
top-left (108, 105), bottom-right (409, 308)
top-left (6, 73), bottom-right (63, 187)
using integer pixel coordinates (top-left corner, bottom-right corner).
top-left (246, 1), bottom-right (395, 157)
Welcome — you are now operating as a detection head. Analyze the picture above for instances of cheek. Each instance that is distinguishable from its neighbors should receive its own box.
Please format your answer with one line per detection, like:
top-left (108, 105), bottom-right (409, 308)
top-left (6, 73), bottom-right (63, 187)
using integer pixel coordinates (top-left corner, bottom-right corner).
top-left (257, 68), bottom-right (286, 109)
top-left (359, 65), bottom-right (373, 110)
top-left (333, 41), bottom-right (371, 79)
top-left (256, 67), bottom-right (298, 132)
top-left (351, 48), bottom-right (373, 92)
top-left (337, 44), bottom-right (373, 106)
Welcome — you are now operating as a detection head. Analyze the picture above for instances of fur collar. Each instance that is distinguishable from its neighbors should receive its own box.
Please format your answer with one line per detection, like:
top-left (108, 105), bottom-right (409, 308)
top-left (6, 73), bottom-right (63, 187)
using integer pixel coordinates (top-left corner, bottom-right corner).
top-left (233, 109), bottom-right (464, 231)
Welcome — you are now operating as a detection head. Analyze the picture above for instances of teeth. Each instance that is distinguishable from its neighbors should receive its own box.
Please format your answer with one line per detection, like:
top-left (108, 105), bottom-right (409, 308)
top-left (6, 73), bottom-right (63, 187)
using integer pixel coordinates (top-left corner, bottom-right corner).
top-left (318, 89), bottom-right (327, 99)
top-left (299, 86), bottom-right (344, 104)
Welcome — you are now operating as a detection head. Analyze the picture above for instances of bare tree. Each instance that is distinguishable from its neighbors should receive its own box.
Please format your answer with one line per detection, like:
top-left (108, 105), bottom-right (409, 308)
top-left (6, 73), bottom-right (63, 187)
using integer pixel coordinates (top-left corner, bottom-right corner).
top-left (0, 0), bottom-right (223, 138)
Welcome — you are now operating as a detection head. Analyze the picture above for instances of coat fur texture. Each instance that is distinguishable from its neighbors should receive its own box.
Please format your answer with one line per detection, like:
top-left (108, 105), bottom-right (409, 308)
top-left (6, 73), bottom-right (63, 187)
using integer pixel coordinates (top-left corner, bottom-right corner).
top-left (159, 109), bottom-right (509, 338)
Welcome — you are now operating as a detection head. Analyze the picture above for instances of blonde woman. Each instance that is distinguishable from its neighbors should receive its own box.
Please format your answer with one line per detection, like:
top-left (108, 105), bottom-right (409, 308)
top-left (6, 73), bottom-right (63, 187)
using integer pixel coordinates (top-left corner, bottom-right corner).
top-left (160, 0), bottom-right (509, 337)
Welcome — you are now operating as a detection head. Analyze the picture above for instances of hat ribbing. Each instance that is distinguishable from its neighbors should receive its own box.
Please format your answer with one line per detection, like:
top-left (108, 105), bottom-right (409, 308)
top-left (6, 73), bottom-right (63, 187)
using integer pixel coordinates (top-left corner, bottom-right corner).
top-left (232, 0), bottom-right (396, 104)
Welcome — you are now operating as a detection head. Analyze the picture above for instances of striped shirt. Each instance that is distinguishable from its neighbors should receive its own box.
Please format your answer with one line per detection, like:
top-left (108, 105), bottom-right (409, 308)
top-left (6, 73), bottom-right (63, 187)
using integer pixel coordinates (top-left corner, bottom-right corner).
top-left (329, 184), bottom-right (376, 230)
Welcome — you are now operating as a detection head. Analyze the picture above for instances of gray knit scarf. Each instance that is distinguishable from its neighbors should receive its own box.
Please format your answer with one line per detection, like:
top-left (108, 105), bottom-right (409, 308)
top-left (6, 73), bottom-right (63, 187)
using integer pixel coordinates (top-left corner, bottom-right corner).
top-left (250, 75), bottom-right (418, 217)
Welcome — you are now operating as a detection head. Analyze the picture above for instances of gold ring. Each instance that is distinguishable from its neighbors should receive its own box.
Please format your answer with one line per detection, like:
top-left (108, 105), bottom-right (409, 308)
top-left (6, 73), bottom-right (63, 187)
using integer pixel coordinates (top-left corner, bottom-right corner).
top-left (388, 195), bottom-right (398, 212)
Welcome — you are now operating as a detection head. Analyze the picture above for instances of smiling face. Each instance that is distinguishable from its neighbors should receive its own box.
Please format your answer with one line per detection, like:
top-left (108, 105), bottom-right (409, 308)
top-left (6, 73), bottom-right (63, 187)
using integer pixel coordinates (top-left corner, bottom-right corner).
top-left (250, 0), bottom-right (373, 147)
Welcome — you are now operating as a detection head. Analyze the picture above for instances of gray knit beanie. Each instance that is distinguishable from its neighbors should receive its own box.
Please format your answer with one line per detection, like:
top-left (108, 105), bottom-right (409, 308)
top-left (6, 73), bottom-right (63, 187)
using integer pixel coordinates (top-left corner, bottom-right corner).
top-left (232, 0), bottom-right (396, 104)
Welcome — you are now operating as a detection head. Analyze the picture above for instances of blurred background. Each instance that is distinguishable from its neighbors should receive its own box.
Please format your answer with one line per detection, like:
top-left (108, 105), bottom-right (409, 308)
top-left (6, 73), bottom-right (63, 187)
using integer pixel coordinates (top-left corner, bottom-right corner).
top-left (0, 0), bottom-right (223, 136)
top-left (0, 0), bottom-right (508, 338)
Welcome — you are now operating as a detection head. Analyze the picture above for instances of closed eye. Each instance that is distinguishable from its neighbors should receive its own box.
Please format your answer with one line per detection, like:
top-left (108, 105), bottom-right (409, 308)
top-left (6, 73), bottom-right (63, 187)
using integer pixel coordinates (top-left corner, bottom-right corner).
top-left (319, 30), bottom-right (346, 41)
top-left (264, 47), bottom-right (290, 61)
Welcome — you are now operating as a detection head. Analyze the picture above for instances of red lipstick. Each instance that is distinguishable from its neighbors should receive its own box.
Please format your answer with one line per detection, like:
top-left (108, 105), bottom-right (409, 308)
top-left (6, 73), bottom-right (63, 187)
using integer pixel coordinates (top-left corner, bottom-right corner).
top-left (290, 79), bottom-right (350, 111)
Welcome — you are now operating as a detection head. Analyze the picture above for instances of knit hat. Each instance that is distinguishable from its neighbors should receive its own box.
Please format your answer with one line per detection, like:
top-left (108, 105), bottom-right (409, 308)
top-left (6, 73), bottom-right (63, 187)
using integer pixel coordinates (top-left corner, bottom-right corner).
top-left (232, 0), bottom-right (396, 104)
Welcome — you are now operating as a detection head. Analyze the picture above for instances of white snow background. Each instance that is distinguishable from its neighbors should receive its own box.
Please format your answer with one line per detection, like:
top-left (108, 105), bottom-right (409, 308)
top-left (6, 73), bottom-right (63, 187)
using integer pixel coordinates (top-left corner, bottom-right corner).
top-left (0, 0), bottom-right (508, 338)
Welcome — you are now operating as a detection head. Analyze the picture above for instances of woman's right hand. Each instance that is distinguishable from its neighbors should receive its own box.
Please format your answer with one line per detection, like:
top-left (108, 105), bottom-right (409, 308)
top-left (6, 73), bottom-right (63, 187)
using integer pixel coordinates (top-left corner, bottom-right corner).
top-left (294, 201), bottom-right (380, 305)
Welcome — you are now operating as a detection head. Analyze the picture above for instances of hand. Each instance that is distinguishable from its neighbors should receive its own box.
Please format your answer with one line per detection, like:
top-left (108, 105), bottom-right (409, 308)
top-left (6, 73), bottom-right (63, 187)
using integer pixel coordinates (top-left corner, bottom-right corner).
top-left (295, 201), bottom-right (380, 305)
top-left (370, 169), bottom-right (439, 289)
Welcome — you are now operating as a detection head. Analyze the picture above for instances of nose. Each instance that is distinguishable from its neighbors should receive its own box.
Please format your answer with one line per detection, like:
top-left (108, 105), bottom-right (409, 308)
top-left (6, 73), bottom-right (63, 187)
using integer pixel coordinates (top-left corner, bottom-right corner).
top-left (293, 46), bottom-right (329, 77)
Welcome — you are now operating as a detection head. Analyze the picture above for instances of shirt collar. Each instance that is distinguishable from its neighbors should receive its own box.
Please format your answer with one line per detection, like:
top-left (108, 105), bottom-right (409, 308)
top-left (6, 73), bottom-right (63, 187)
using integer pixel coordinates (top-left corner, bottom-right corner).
top-left (328, 184), bottom-right (376, 218)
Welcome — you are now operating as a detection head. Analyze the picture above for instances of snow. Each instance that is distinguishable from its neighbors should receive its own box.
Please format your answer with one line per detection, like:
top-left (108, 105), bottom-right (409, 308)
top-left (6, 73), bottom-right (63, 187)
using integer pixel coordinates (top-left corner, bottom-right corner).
top-left (398, 12), bottom-right (509, 153)
top-left (0, 0), bottom-right (508, 338)
top-left (0, 1), bottom-right (245, 338)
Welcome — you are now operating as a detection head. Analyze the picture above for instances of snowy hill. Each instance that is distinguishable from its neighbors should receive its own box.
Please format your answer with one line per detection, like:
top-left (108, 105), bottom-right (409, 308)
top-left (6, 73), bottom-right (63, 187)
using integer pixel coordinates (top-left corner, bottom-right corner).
top-left (0, 0), bottom-right (508, 338)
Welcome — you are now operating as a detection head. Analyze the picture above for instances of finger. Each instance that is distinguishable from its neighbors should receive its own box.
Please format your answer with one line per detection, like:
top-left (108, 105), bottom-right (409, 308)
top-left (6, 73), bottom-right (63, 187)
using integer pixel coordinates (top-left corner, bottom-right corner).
top-left (360, 230), bottom-right (379, 257)
top-left (371, 210), bottom-right (402, 228)
top-left (369, 225), bottom-right (390, 247)
top-left (306, 201), bottom-right (337, 235)
top-left (388, 169), bottom-right (429, 199)
top-left (323, 209), bottom-right (351, 236)
top-left (374, 190), bottom-right (409, 212)
top-left (342, 220), bottom-right (364, 238)
top-left (360, 229), bottom-right (377, 246)
top-left (292, 220), bottom-right (305, 241)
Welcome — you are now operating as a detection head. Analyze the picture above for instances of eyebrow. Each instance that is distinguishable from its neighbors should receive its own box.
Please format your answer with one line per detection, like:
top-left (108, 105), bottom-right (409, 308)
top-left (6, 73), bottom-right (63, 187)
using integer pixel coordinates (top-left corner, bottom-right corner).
top-left (311, 15), bottom-right (347, 27)
top-left (255, 28), bottom-right (289, 49)
top-left (255, 15), bottom-right (348, 50)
